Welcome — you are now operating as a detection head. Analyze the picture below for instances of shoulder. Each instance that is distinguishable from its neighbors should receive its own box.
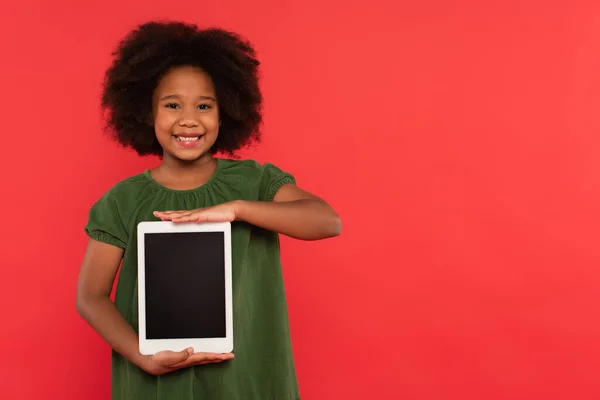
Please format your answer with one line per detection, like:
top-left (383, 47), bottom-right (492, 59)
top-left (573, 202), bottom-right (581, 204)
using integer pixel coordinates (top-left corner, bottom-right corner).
top-left (85, 171), bottom-right (160, 247)
top-left (88, 171), bottom-right (160, 219)
top-left (219, 157), bottom-right (271, 171)
top-left (217, 158), bottom-right (296, 201)
top-left (85, 172), bottom-right (150, 247)
top-left (218, 158), bottom-right (294, 178)
top-left (99, 171), bottom-right (158, 202)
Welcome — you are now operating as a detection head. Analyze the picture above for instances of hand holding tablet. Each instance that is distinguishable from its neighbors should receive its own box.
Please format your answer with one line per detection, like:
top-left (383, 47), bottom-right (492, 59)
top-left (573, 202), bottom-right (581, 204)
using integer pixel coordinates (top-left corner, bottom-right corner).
top-left (142, 347), bottom-right (234, 376)
top-left (153, 203), bottom-right (237, 223)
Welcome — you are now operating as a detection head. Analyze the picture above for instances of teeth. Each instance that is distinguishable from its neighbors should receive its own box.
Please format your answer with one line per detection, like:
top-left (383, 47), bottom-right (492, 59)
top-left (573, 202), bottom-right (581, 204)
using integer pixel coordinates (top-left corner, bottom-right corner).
top-left (177, 136), bottom-right (200, 142)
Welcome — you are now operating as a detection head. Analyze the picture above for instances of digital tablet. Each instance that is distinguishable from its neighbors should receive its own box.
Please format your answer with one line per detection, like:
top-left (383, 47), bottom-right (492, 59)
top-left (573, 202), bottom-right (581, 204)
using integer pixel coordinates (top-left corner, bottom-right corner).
top-left (137, 221), bottom-right (233, 355)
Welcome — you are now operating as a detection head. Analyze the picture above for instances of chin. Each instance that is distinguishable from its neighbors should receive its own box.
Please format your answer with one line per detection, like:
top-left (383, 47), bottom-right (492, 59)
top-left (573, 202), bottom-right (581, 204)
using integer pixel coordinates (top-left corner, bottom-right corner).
top-left (175, 153), bottom-right (208, 162)
top-left (167, 149), bottom-right (212, 163)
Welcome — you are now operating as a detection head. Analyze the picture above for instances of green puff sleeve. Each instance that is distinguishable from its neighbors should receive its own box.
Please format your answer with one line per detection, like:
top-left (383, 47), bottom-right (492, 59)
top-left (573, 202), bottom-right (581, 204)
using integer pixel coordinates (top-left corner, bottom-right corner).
top-left (84, 191), bottom-right (129, 249)
top-left (259, 163), bottom-right (296, 201)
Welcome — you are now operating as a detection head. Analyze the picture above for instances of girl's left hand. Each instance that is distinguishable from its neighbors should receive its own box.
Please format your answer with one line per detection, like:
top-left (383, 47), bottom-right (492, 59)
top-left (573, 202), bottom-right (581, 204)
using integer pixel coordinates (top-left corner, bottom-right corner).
top-left (154, 201), bottom-right (241, 223)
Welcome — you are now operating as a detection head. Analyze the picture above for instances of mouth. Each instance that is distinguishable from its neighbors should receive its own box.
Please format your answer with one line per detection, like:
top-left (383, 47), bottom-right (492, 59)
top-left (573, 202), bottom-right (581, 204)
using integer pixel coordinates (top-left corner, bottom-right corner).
top-left (172, 133), bottom-right (204, 142)
top-left (172, 133), bottom-right (205, 148)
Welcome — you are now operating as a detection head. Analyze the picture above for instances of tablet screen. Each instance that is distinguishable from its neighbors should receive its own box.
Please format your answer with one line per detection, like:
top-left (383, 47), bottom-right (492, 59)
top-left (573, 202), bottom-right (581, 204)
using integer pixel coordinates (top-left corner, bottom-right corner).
top-left (143, 231), bottom-right (226, 339)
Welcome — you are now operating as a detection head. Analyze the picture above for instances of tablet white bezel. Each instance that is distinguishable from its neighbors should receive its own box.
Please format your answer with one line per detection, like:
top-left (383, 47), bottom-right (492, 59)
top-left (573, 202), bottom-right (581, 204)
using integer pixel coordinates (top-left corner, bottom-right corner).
top-left (137, 221), bottom-right (233, 355)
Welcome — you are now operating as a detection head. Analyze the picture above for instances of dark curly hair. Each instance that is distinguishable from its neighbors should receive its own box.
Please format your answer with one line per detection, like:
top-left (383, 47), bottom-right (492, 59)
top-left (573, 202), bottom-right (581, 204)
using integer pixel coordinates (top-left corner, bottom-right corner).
top-left (101, 21), bottom-right (262, 156)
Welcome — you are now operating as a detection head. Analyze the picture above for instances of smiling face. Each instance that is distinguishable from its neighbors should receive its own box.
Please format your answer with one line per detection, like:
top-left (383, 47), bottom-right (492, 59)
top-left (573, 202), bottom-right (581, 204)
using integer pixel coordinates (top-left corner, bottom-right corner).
top-left (151, 65), bottom-right (220, 163)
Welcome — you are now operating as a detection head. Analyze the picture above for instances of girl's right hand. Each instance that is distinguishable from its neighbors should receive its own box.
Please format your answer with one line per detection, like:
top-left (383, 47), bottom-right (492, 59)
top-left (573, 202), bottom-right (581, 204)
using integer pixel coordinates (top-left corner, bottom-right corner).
top-left (143, 348), bottom-right (234, 375)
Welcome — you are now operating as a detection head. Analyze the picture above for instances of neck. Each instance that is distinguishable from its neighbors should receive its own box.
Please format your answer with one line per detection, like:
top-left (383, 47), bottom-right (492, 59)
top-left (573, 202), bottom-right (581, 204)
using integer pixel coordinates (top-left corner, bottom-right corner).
top-left (152, 153), bottom-right (218, 190)
top-left (162, 152), bottom-right (215, 171)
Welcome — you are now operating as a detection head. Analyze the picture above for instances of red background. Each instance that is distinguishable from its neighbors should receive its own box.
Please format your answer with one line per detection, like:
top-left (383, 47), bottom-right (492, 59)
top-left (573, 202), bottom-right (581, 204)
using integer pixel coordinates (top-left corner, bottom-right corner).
top-left (2, 1), bottom-right (600, 399)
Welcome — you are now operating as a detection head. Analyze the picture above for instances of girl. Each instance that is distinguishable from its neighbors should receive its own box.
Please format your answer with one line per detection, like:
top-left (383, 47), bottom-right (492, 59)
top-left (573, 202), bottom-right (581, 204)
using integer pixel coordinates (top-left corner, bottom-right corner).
top-left (76, 21), bottom-right (341, 400)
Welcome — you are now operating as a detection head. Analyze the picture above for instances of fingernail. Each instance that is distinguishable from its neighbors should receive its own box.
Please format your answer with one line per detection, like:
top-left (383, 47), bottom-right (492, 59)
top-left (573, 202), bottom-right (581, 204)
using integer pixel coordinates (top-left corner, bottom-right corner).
top-left (187, 348), bottom-right (193, 355)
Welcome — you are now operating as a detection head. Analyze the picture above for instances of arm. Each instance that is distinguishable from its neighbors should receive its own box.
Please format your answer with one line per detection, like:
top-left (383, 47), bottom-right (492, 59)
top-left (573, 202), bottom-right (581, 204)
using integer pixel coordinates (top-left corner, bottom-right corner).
top-left (75, 239), bottom-right (232, 375)
top-left (236, 184), bottom-right (342, 240)
top-left (76, 239), bottom-right (148, 369)
top-left (154, 184), bottom-right (342, 241)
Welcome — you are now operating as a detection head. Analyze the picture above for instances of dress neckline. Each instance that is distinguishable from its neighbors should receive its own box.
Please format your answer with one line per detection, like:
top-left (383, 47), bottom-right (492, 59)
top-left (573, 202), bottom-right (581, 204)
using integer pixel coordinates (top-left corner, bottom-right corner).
top-left (142, 158), bottom-right (223, 194)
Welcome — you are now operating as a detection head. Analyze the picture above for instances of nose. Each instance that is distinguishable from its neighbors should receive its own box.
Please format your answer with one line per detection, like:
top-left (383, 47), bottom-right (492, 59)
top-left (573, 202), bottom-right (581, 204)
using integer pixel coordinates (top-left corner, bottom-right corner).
top-left (178, 118), bottom-right (199, 128)
top-left (178, 111), bottom-right (200, 128)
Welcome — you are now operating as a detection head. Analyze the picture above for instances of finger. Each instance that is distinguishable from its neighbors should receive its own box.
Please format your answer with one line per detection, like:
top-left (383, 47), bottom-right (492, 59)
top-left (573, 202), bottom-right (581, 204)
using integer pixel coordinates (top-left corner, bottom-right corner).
top-left (173, 213), bottom-right (208, 223)
top-left (155, 214), bottom-right (189, 222)
top-left (171, 355), bottom-right (217, 368)
top-left (193, 355), bottom-right (234, 365)
top-left (173, 353), bottom-right (234, 369)
top-left (176, 209), bottom-right (204, 217)
top-left (172, 360), bottom-right (221, 369)
top-left (154, 211), bottom-right (187, 217)
top-left (187, 212), bottom-right (230, 223)
top-left (190, 352), bottom-right (233, 363)
top-left (154, 212), bottom-right (174, 221)
top-left (154, 210), bottom-right (196, 218)
top-left (154, 212), bottom-right (180, 219)
top-left (188, 352), bottom-right (221, 362)
top-left (170, 214), bottom-right (193, 221)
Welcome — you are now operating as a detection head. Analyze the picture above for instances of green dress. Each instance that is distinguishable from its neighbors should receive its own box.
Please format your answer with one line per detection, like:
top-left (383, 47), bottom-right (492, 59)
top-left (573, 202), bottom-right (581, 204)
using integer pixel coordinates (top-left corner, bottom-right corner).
top-left (84, 158), bottom-right (300, 400)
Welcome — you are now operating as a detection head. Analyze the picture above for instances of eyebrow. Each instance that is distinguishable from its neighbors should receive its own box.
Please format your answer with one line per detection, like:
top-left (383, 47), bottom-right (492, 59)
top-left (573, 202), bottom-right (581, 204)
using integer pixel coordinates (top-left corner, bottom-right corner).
top-left (159, 94), bottom-right (216, 101)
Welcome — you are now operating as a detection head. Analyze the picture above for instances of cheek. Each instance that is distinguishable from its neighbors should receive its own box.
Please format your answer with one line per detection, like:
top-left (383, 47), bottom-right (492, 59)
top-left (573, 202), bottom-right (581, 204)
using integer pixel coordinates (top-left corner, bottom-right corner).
top-left (154, 111), bottom-right (175, 131)
top-left (202, 115), bottom-right (220, 133)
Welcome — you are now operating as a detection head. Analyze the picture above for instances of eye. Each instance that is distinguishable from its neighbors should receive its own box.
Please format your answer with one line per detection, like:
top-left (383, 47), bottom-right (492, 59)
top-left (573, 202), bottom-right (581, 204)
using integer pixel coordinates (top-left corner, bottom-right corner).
top-left (165, 103), bottom-right (180, 109)
top-left (197, 104), bottom-right (211, 111)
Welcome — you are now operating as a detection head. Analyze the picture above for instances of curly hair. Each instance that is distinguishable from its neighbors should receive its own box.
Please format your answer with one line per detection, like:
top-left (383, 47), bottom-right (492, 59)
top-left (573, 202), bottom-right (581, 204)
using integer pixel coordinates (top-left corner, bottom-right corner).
top-left (100, 21), bottom-right (263, 156)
